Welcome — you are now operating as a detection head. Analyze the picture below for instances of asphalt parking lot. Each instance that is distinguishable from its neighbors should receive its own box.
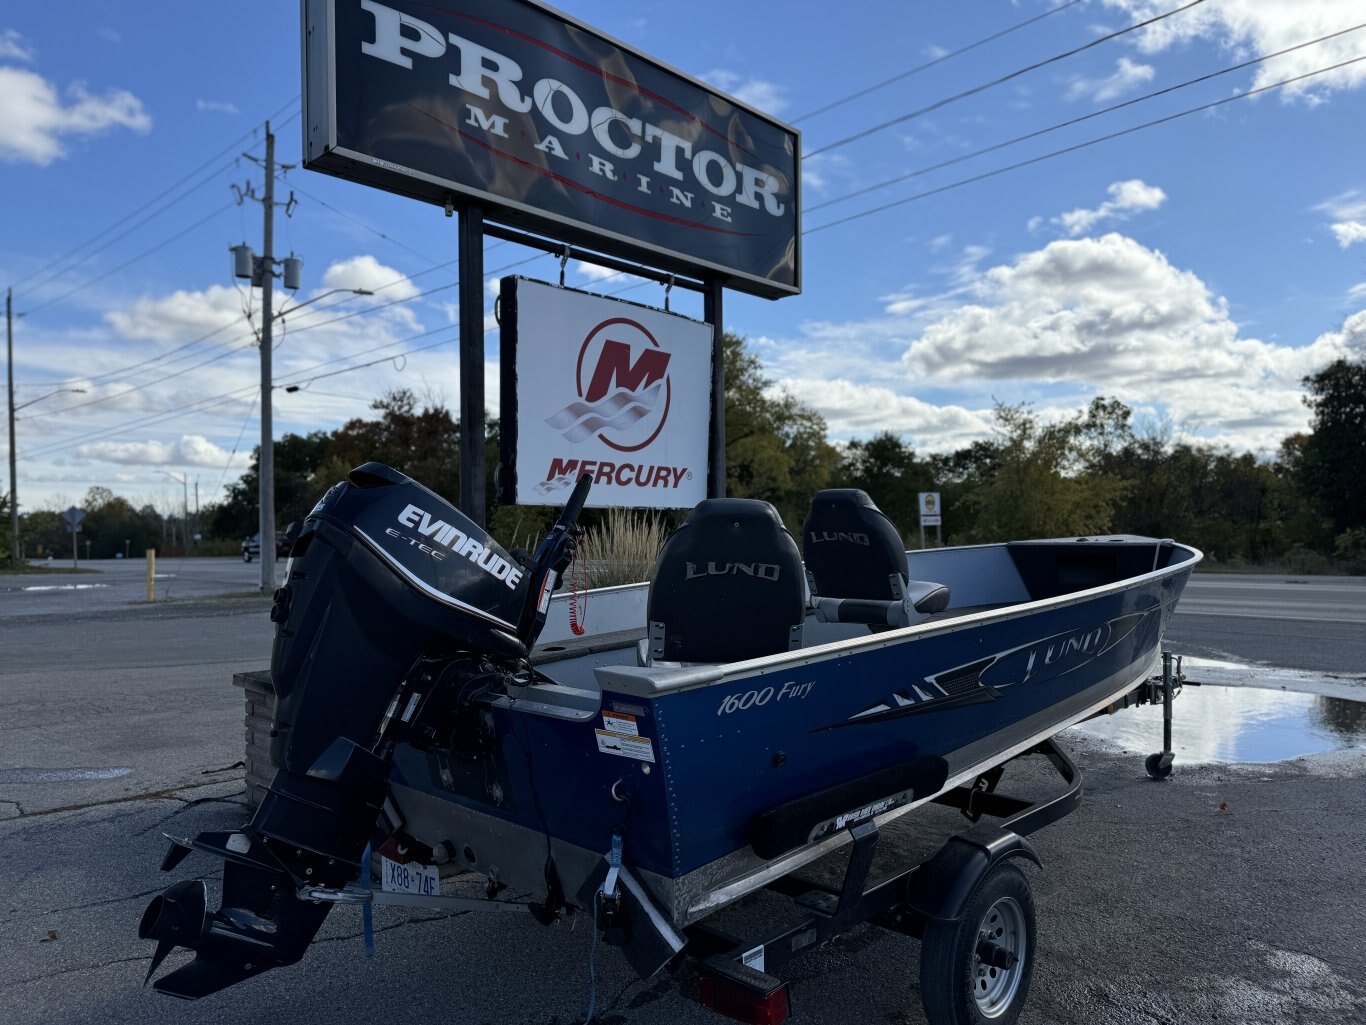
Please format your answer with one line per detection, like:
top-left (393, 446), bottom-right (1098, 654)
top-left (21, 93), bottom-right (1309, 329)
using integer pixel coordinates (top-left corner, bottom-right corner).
top-left (1, 565), bottom-right (1364, 1024)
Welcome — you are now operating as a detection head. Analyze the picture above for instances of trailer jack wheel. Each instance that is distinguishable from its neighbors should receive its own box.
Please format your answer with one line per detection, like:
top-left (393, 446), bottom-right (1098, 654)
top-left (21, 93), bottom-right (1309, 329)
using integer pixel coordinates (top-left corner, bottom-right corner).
top-left (919, 861), bottom-right (1035, 1025)
top-left (1145, 752), bottom-right (1174, 781)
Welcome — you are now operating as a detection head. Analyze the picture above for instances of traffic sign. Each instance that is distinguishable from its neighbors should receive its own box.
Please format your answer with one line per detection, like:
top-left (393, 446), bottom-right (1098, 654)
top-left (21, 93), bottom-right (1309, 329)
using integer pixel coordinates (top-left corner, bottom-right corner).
top-left (62, 506), bottom-right (86, 528)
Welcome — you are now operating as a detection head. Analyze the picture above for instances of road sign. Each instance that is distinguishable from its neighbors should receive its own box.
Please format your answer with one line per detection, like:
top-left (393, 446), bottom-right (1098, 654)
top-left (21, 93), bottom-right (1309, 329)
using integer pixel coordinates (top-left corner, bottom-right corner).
top-left (921, 515), bottom-right (942, 527)
top-left (917, 493), bottom-right (940, 517)
top-left (62, 506), bottom-right (86, 528)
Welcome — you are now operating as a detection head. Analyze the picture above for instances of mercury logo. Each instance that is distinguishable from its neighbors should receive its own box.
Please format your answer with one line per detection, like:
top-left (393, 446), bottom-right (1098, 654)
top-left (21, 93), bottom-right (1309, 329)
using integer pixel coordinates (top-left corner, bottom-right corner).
top-left (544, 317), bottom-right (672, 453)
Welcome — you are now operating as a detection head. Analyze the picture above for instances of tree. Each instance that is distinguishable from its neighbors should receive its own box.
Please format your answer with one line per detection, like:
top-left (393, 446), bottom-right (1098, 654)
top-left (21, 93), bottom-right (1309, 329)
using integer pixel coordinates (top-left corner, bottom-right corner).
top-left (319, 389), bottom-right (462, 505)
top-left (1298, 358), bottom-right (1366, 534)
top-left (723, 332), bottom-right (839, 526)
top-left (210, 430), bottom-right (334, 539)
top-left (79, 486), bottom-right (162, 559)
top-left (959, 403), bottom-right (1130, 543)
top-left (830, 432), bottom-right (934, 540)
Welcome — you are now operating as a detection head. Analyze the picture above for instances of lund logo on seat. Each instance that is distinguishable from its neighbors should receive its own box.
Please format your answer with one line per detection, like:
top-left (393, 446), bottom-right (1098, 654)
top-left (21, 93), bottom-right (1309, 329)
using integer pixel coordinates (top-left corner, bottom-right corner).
top-left (808, 530), bottom-right (870, 546)
top-left (685, 561), bottom-right (781, 581)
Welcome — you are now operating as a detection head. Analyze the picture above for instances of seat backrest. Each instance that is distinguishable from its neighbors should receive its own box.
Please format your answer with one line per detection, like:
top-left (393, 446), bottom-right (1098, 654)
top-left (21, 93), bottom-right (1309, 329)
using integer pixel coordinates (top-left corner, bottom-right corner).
top-left (646, 499), bottom-right (804, 664)
top-left (802, 489), bottom-right (907, 600)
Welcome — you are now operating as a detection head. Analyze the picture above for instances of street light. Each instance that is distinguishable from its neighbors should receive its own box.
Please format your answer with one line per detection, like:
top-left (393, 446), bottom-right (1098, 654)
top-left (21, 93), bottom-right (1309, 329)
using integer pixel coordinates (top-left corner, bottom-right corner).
top-left (14, 387), bottom-right (86, 412)
top-left (160, 471), bottom-right (190, 553)
top-left (7, 285), bottom-right (90, 566)
top-left (273, 287), bottom-right (373, 321)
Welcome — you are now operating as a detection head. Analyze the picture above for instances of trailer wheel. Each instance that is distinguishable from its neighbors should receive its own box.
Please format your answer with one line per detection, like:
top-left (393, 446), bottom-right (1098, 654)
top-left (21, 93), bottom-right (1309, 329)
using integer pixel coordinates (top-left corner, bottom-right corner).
top-left (1145, 752), bottom-right (1173, 780)
top-left (919, 860), bottom-right (1035, 1025)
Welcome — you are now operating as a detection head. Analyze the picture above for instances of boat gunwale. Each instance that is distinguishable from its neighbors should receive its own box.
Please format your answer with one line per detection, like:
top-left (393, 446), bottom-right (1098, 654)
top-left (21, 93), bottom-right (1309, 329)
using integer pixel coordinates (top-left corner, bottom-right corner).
top-left (593, 539), bottom-right (1203, 696)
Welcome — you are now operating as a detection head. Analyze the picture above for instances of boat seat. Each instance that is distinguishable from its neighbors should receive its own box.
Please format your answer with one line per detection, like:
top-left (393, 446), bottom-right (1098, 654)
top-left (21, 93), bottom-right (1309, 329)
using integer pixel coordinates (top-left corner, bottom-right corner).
top-left (642, 499), bottom-right (805, 665)
top-left (802, 489), bottom-right (950, 629)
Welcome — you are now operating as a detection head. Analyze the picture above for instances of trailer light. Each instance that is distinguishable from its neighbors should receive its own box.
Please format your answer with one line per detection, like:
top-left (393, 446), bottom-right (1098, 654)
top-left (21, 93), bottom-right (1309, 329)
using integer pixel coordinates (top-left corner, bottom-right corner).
top-left (699, 969), bottom-right (790, 1025)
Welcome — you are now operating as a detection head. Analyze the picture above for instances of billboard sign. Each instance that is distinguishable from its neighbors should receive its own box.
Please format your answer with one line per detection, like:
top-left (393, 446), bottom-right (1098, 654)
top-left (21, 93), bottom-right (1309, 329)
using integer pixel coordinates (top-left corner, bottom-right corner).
top-left (500, 277), bottom-right (711, 508)
top-left (303, 0), bottom-right (801, 298)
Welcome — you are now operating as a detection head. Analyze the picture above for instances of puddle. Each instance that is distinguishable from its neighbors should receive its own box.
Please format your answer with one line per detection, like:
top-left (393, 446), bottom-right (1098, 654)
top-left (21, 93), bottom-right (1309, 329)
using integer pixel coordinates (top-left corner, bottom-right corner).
top-left (19, 583), bottom-right (110, 592)
top-left (1072, 685), bottom-right (1366, 763)
top-left (0, 767), bottom-right (133, 784)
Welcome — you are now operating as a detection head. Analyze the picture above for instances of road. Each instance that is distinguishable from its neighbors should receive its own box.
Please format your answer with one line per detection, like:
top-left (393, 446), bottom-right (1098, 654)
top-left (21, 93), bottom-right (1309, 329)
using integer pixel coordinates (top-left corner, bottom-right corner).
top-left (1165, 574), bottom-right (1366, 674)
top-left (1, 565), bottom-right (1364, 1024)
top-left (0, 556), bottom-right (278, 617)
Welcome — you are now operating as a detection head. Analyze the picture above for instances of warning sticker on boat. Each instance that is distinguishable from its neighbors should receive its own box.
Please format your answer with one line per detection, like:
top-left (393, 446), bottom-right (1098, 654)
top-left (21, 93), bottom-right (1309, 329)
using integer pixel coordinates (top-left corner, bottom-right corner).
top-left (595, 729), bottom-right (655, 763)
top-left (602, 711), bottom-right (638, 737)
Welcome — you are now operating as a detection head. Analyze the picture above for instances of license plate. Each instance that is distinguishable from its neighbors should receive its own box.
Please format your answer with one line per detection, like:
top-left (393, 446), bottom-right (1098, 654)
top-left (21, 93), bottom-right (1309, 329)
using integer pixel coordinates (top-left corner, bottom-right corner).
top-left (380, 855), bottom-right (439, 896)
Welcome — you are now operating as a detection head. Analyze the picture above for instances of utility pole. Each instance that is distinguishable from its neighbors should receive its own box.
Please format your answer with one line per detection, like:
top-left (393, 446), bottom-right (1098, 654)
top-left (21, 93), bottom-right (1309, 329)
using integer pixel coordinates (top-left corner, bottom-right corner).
top-left (6, 288), bottom-right (16, 568)
top-left (232, 122), bottom-right (299, 592)
top-left (259, 126), bottom-right (277, 594)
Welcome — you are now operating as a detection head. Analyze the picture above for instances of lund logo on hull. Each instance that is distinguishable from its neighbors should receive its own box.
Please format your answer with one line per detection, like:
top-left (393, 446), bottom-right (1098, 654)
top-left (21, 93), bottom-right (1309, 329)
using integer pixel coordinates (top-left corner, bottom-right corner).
top-left (816, 609), bottom-right (1154, 732)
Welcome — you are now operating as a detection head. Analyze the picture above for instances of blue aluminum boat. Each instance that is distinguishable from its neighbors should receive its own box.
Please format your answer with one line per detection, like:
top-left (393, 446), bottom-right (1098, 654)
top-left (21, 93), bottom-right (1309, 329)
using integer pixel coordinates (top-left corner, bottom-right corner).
top-left (137, 465), bottom-right (1199, 1021)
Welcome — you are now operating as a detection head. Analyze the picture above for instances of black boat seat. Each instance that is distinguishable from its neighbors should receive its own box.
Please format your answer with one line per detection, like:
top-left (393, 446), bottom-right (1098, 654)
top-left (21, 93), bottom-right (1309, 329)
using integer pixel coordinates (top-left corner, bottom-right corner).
top-left (802, 489), bottom-right (949, 628)
top-left (643, 499), bottom-right (805, 665)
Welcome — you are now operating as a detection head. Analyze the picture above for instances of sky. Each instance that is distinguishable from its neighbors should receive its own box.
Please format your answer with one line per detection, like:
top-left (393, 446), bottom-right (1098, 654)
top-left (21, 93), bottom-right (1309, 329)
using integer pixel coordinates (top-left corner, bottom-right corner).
top-left (2, 0), bottom-right (1364, 517)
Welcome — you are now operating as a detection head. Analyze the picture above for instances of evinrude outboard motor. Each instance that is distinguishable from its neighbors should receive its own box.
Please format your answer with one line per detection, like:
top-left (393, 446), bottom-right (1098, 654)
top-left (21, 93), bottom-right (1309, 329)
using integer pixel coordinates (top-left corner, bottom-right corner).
top-left (139, 463), bottom-right (590, 998)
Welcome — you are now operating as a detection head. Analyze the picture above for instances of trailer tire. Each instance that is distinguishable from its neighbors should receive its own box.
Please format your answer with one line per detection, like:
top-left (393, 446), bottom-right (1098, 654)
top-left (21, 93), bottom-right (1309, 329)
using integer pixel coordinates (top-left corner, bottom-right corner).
top-left (919, 860), bottom-right (1035, 1025)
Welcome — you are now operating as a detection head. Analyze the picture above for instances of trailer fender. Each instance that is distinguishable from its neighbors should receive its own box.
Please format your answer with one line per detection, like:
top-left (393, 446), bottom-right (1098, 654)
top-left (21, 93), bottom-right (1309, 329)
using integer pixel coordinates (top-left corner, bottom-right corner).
top-left (903, 825), bottom-right (1040, 924)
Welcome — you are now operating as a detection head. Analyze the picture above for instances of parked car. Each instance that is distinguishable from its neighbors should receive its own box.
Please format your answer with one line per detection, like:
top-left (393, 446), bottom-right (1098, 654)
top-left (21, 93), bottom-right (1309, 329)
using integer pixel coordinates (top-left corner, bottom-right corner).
top-left (242, 532), bottom-right (290, 563)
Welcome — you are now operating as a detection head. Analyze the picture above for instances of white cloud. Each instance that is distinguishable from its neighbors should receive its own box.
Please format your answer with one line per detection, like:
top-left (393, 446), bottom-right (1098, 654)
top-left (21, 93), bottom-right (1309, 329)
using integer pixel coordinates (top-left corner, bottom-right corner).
top-left (1314, 189), bottom-right (1366, 248)
top-left (1065, 57), bottom-right (1155, 102)
top-left (1052, 179), bottom-right (1166, 236)
top-left (106, 284), bottom-right (249, 344)
top-left (1333, 222), bottom-right (1366, 248)
top-left (1100, 0), bottom-right (1366, 101)
top-left (321, 255), bottom-right (417, 301)
top-left (575, 261), bottom-right (626, 284)
top-left (899, 233), bottom-right (1357, 448)
top-left (777, 378), bottom-right (994, 450)
top-left (0, 28), bottom-right (34, 61)
top-left (0, 66), bottom-right (151, 165)
top-left (705, 69), bottom-right (787, 114)
top-left (74, 434), bottom-right (249, 469)
top-left (196, 99), bottom-right (240, 115)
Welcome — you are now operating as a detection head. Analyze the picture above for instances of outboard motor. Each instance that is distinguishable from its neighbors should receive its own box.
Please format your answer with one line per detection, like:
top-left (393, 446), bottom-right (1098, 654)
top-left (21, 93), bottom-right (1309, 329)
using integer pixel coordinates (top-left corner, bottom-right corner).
top-left (140, 463), bottom-right (590, 998)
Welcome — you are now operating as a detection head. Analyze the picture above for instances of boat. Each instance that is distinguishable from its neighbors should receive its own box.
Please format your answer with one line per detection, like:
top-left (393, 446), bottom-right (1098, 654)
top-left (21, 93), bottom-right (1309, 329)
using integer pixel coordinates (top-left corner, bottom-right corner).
top-left (137, 463), bottom-right (1200, 1023)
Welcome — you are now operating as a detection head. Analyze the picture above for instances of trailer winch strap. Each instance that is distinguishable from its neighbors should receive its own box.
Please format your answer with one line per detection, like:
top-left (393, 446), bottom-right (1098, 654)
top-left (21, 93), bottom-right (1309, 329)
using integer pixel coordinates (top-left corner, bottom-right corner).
top-left (601, 834), bottom-right (623, 896)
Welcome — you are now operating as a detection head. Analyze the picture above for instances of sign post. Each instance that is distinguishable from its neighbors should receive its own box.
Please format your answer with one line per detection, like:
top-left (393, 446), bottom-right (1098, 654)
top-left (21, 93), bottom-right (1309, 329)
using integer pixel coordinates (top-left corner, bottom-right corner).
top-left (61, 506), bottom-right (85, 569)
top-left (917, 492), bottom-right (942, 550)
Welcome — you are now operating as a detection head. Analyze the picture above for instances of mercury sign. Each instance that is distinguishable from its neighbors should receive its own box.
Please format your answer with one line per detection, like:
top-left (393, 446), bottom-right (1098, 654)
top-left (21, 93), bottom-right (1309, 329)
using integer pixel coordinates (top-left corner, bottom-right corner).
top-left (499, 278), bottom-right (712, 508)
top-left (302, 0), bottom-right (801, 298)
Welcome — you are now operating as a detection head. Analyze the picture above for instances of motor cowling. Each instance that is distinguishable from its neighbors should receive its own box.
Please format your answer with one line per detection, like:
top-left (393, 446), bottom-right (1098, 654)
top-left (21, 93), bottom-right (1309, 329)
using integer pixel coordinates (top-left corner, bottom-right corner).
top-left (141, 463), bottom-right (533, 999)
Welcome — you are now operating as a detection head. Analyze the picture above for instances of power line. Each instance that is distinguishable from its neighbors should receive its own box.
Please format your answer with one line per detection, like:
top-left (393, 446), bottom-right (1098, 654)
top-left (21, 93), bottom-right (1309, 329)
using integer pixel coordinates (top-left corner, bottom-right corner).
top-left (807, 22), bottom-right (1366, 215)
top-left (18, 279), bottom-right (460, 422)
top-left (284, 178), bottom-right (447, 266)
top-left (22, 252), bottom-right (548, 455)
top-left (804, 0), bottom-right (1208, 159)
top-left (11, 96), bottom-right (298, 292)
top-left (18, 158), bottom-right (242, 299)
top-left (21, 256), bottom-right (460, 394)
top-left (804, 54), bottom-right (1366, 236)
top-left (793, 0), bottom-right (1082, 123)
top-left (20, 203), bottom-right (236, 317)
top-left (215, 388), bottom-right (260, 492)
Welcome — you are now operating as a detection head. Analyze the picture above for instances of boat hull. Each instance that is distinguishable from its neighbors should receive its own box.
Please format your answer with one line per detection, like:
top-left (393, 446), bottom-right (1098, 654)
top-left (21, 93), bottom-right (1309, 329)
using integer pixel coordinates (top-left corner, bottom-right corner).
top-left (389, 539), bottom-right (1196, 928)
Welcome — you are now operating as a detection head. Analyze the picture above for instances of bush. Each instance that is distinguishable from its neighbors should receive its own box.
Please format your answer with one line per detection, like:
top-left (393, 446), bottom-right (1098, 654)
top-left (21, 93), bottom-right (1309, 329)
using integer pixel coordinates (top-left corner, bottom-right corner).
top-left (576, 508), bottom-right (669, 588)
top-left (1334, 528), bottom-right (1366, 575)
top-left (1282, 546), bottom-right (1331, 575)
